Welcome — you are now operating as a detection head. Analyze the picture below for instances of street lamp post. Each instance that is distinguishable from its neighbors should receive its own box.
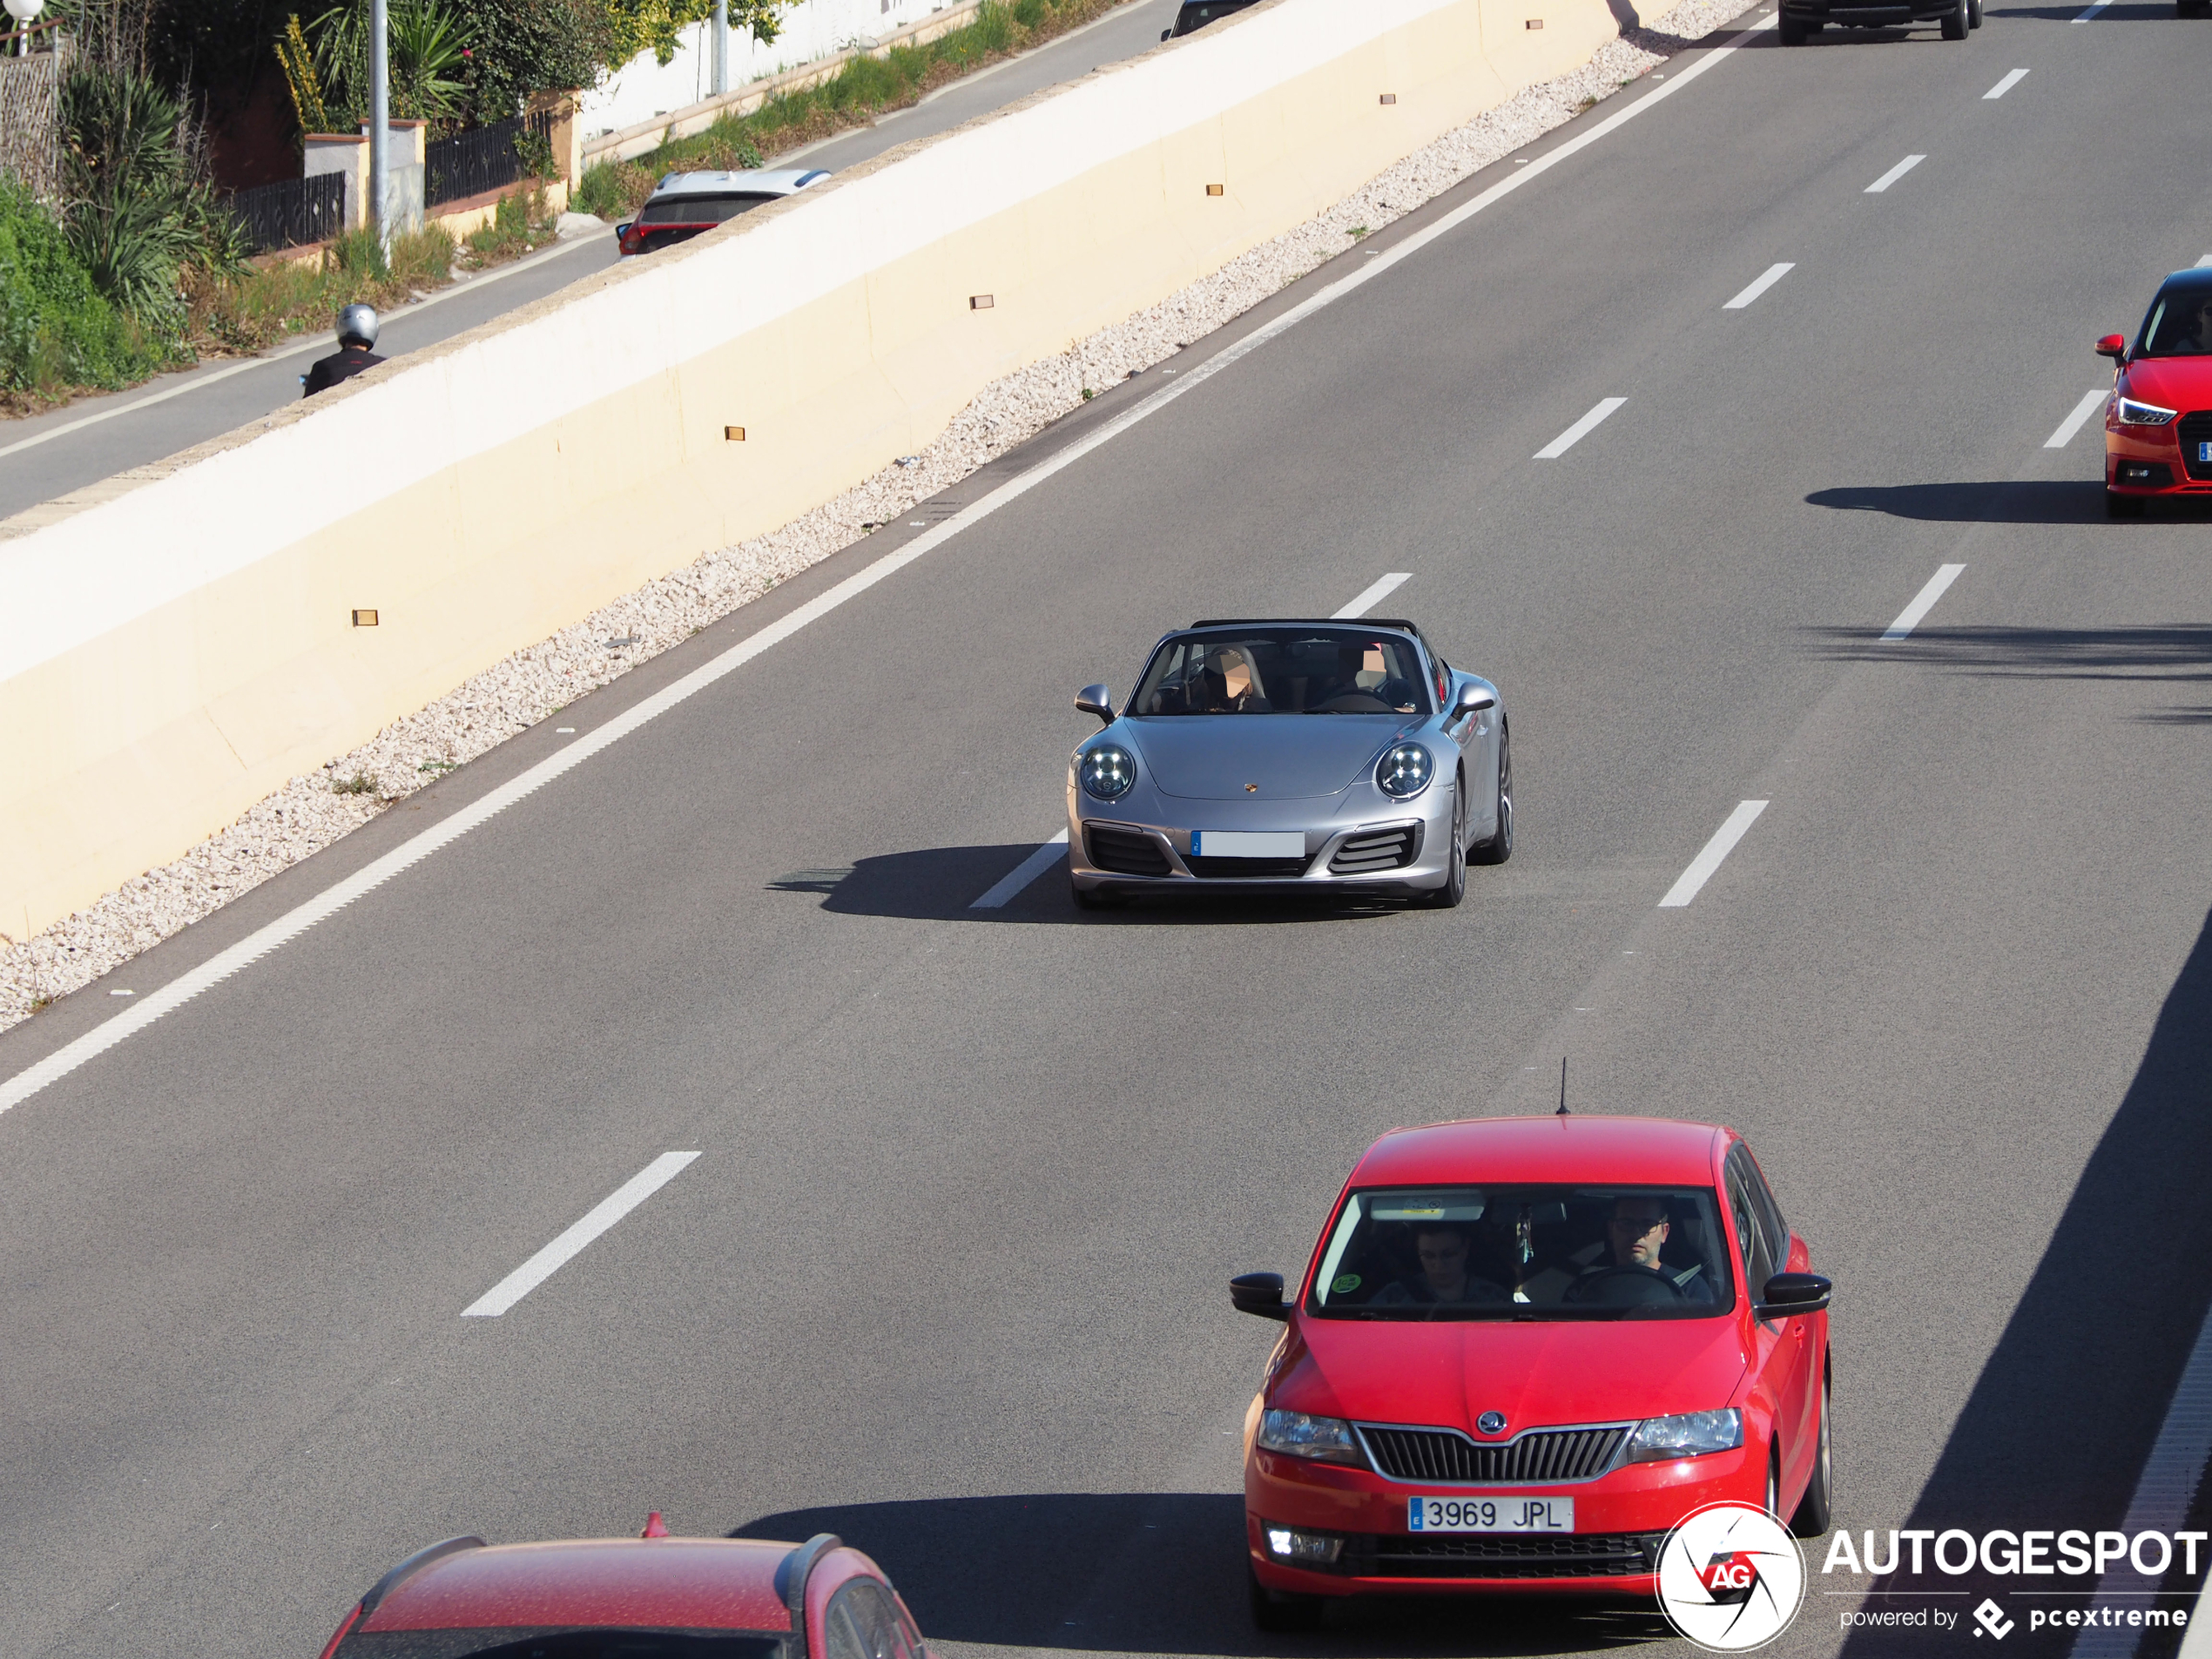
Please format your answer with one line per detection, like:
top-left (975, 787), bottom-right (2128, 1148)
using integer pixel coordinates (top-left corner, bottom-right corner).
top-left (369, 0), bottom-right (388, 244)
top-left (3, 0), bottom-right (46, 57)
top-left (712, 0), bottom-right (728, 97)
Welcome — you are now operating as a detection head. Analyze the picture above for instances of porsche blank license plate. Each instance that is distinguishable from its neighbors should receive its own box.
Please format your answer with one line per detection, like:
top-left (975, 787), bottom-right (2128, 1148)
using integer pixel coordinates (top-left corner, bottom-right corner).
top-left (1408, 1497), bottom-right (1573, 1533)
top-left (1190, 830), bottom-right (1304, 858)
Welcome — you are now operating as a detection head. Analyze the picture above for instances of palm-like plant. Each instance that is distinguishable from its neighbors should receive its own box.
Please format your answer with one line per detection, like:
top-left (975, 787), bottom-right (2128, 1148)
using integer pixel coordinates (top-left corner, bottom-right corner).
top-left (308, 0), bottom-right (473, 126)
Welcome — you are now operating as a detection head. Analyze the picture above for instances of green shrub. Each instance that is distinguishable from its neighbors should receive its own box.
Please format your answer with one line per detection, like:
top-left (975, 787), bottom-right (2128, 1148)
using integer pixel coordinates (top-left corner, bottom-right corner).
top-left (0, 176), bottom-right (174, 397)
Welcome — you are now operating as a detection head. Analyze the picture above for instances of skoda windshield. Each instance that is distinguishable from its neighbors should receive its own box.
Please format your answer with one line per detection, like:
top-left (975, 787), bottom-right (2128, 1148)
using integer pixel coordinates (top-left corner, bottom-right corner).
top-left (1307, 1185), bottom-right (1736, 1320)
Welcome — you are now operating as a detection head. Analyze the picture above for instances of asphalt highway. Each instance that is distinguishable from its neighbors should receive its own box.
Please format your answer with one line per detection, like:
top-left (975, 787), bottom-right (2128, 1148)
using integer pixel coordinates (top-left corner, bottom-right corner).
top-left (5, 3), bottom-right (2212, 1657)
top-left (0, 0), bottom-right (1183, 523)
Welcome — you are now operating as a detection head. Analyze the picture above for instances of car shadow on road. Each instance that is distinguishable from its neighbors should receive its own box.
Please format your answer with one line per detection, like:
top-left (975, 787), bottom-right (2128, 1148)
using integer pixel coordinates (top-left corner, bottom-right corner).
top-left (731, 1493), bottom-right (1665, 1655)
top-left (1837, 907), bottom-right (2212, 1656)
top-left (1800, 624), bottom-right (2212, 722)
top-left (768, 848), bottom-right (1402, 925)
top-left (1805, 480), bottom-right (2108, 523)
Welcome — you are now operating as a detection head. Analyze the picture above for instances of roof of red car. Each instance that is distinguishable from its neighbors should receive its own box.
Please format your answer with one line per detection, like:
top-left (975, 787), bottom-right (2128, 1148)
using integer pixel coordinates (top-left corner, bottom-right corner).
top-left (1351, 1115), bottom-right (1729, 1188)
top-left (362, 1539), bottom-right (795, 1633)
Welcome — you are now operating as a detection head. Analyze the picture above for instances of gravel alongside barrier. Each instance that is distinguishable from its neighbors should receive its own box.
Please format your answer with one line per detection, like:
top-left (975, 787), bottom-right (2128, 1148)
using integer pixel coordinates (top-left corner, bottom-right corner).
top-left (0, 0), bottom-right (1750, 1032)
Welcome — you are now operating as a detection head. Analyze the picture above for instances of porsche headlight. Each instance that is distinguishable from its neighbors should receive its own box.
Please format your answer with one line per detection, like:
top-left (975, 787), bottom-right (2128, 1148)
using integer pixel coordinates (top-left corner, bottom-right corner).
top-left (1078, 745), bottom-right (1136, 800)
top-left (1623, 1407), bottom-right (1743, 1463)
top-left (1376, 743), bottom-right (1433, 799)
top-left (2114, 395), bottom-right (2177, 426)
top-left (1257, 1409), bottom-right (1366, 1465)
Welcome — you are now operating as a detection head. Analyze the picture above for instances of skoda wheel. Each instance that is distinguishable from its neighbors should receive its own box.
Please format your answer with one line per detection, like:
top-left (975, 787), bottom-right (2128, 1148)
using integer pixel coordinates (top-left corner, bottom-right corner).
top-left (1941, 0), bottom-right (1968, 41)
top-left (1249, 1568), bottom-right (1324, 1632)
top-left (1791, 1369), bottom-right (1835, 1537)
top-left (1778, 10), bottom-right (1809, 40)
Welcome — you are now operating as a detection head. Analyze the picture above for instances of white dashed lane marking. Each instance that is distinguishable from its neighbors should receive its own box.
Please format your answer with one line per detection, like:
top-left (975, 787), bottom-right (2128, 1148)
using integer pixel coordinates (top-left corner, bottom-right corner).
top-left (462, 1151), bottom-right (700, 1318)
top-left (1658, 801), bottom-right (1770, 908)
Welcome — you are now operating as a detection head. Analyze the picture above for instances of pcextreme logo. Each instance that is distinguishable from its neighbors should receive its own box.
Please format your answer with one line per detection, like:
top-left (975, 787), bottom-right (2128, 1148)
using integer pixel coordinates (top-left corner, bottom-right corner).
top-left (1657, 1502), bottom-right (1809, 1651)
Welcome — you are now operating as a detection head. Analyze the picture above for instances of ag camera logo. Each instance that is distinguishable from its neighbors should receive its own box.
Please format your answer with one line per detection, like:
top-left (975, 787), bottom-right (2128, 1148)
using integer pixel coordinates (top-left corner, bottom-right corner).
top-left (1657, 1502), bottom-right (1807, 1651)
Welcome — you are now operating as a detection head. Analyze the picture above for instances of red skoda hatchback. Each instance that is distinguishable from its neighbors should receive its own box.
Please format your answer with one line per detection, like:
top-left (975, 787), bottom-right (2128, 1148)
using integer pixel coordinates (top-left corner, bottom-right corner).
top-left (1231, 1115), bottom-right (1831, 1626)
top-left (2100, 267), bottom-right (2212, 516)
top-left (318, 1526), bottom-right (934, 1659)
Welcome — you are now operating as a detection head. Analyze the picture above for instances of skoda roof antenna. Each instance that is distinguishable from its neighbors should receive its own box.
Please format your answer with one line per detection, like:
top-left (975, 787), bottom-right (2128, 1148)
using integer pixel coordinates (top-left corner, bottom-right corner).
top-left (1557, 1056), bottom-right (1570, 1116)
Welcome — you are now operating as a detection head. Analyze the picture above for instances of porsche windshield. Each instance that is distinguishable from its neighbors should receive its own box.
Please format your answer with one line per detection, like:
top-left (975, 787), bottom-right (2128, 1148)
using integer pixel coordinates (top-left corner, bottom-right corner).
top-left (1308, 1185), bottom-right (1735, 1320)
top-left (1131, 629), bottom-right (1430, 716)
top-left (2138, 280), bottom-right (2212, 357)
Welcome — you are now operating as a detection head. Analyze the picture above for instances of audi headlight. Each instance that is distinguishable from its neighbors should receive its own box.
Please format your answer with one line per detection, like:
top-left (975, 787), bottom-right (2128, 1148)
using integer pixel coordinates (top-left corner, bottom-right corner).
top-left (1078, 745), bottom-right (1136, 800)
top-left (1257, 1409), bottom-right (1365, 1466)
top-left (2114, 395), bottom-right (2177, 426)
top-left (1375, 743), bottom-right (1433, 800)
top-left (1623, 1407), bottom-right (1743, 1463)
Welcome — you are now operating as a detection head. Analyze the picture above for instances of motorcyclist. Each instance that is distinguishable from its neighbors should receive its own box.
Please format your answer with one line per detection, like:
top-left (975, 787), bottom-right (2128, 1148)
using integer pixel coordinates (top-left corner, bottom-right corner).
top-left (303, 304), bottom-right (386, 397)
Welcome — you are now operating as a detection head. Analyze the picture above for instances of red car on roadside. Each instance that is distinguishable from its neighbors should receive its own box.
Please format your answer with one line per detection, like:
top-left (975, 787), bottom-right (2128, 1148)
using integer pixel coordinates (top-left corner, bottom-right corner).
top-left (1231, 1114), bottom-right (1832, 1627)
top-left (317, 1522), bottom-right (933, 1659)
top-left (2100, 267), bottom-right (2212, 516)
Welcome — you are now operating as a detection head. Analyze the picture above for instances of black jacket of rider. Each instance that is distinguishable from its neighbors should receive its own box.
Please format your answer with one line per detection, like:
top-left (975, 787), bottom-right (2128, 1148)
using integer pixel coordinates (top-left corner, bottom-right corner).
top-left (303, 344), bottom-right (386, 397)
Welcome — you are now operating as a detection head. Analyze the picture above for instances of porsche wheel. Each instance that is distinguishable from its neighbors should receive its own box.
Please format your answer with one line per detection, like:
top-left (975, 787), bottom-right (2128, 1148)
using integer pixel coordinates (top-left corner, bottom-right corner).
top-left (1471, 724), bottom-right (1514, 865)
top-left (1940, 0), bottom-right (1968, 41)
top-left (1777, 10), bottom-right (1809, 41)
top-left (1072, 877), bottom-right (1120, 910)
top-left (1791, 1369), bottom-right (1835, 1537)
top-left (1419, 780), bottom-right (1467, 908)
top-left (1248, 1568), bottom-right (1325, 1632)
top-left (1968, 0), bottom-right (1983, 27)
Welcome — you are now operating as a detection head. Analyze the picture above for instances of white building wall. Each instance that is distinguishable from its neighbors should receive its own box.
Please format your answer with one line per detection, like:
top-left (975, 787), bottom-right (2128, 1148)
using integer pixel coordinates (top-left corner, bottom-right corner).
top-left (576, 0), bottom-right (967, 141)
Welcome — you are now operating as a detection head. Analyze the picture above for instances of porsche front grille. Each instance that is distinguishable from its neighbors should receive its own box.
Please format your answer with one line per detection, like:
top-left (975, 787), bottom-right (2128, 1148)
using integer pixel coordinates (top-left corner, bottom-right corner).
top-left (1330, 825), bottom-right (1420, 873)
top-left (1344, 1531), bottom-right (1663, 1580)
top-left (1085, 826), bottom-right (1171, 877)
top-left (2180, 411), bottom-right (2212, 481)
top-left (1359, 1424), bottom-right (1630, 1485)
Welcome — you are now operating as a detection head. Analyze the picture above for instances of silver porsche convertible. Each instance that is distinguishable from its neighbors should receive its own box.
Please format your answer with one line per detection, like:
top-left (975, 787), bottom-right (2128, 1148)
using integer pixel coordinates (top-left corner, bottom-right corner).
top-left (1066, 618), bottom-right (1510, 908)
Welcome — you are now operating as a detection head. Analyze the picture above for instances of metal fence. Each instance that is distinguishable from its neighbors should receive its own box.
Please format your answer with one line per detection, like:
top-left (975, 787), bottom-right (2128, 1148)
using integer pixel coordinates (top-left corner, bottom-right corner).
top-left (425, 109), bottom-right (553, 208)
top-left (0, 30), bottom-right (69, 202)
top-left (222, 171), bottom-right (348, 254)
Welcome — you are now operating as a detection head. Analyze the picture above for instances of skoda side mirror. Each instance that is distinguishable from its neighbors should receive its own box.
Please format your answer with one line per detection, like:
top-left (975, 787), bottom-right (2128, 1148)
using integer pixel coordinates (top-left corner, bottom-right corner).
top-left (1453, 685), bottom-right (1496, 718)
top-left (2095, 333), bottom-right (2128, 361)
top-left (615, 222), bottom-right (633, 239)
top-left (1231, 1271), bottom-right (1290, 1321)
top-left (1754, 1271), bottom-right (1831, 1320)
top-left (1161, 26), bottom-right (1172, 38)
top-left (1076, 684), bottom-right (1115, 725)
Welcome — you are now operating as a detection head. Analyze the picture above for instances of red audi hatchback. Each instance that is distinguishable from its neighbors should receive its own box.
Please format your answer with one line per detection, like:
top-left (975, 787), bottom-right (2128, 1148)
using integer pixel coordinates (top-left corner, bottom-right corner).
top-left (316, 1524), bottom-right (933, 1659)
top-left (2099, 267), bottom-right (2212, 516)
top-left (1231, 1115), bottom-right (1831, 1626)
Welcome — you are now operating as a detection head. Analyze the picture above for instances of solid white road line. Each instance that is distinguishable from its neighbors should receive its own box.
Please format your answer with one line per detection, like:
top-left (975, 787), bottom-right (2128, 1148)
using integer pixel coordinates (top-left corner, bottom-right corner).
top-left (970, 831), bottom-right (1070, 909)
top-left (0, 237), bottom-right (600, 463)
top-left (461, 1150), bottom-right (699, 1318)
top-left (2070, 0), bottom-right (2112, 19)
top-left (2069, 1296), bottom-right (2212, 1656)
top-left (1983, 68), bottom-right (2030, 98)
top-left (2045, 388), bottom-right (2111, 448)
top-left (1535, 398), bottom-right (1628, 459)
top-left (0, 18), bottom-right (1779, 1118)
top-left (1865, 155), bottom-right (1925, 194)
top-left (1723, 263), bottom-right (1795, 311)
top-left (1881, 564), bottom-right (1966, 642)
top-left (1658, 800), bottom-right (1769, 908)
top-left (1334, 572), bottom-right (1413, 618)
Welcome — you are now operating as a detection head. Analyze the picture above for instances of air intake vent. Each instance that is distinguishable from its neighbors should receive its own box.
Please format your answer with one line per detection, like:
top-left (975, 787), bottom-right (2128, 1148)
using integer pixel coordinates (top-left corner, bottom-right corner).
top-left (1331, 824), bottom-right (1420, 873)
top-left (1086, 825), bottom-right (1171, 877)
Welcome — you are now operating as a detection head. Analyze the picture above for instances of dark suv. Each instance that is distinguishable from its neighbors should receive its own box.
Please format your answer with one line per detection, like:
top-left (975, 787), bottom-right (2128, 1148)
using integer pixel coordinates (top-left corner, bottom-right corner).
top-left (1777, 0), bottom-right (1979, 44)
top-left (1163, 0), bottom-right (1260, 39)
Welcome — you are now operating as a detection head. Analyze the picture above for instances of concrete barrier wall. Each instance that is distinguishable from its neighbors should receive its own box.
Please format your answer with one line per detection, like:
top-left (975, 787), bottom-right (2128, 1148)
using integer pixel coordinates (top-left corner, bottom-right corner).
top-left (0, 0), bottom-right (1622, 945)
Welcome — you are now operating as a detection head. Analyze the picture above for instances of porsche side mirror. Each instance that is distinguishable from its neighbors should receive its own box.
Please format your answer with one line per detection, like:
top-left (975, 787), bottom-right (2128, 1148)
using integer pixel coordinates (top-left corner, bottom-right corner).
top-left (2095, 333), bottom-right (2128, 361)
top-left (1076, 684), bottom-right (1115, 725)
top-left (1231, 1271), bottom-right (1290, 1321)
top-left (1754, 1271), bottom-right (1831, 1320)
top-left (1453, 685), bottom-right (1496, 718)
top-left (1161, 26), bottom-right (1173, 38)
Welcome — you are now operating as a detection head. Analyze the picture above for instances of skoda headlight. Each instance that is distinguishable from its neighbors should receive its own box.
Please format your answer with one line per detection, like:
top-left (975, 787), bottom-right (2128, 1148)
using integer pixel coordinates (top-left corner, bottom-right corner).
top-left (2114, 395), bottom-right (2177, 427)
top-left (1375, 742), bottom-right (1433, 800)
top-left (1623, 1407), bottom-right (1743, 1463)
top-left (1257, 1409), bottom-right (1365, 1466)
top-left (1078, 745), bottom-right (1136, 800)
